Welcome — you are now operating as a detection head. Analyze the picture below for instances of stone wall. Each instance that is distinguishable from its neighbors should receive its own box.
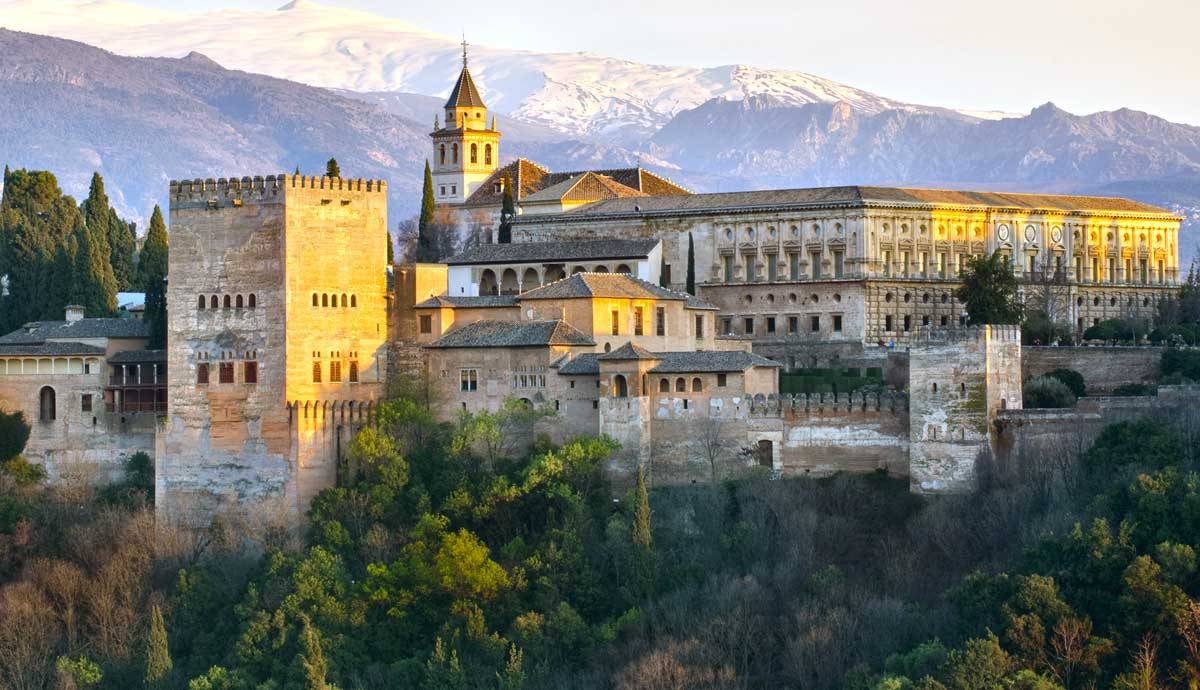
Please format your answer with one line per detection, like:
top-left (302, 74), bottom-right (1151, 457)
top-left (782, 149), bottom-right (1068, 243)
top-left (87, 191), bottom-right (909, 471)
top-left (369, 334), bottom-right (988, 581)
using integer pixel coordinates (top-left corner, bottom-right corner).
top-left (1023, 346), bottom-right (1162, 393)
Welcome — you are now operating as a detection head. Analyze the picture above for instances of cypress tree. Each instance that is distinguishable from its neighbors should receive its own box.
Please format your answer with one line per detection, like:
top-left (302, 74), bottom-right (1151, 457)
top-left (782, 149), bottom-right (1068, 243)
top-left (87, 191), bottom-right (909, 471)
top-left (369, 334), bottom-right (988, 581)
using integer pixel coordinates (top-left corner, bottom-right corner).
top-left (325, 158), bottom-right (340, 178)
top-left (144, 605), bottom-right (172, 690)
top-left (71, 218), bottom-right (117, 318)
top-left (108, 209), bottom-right (137, 290)
top-left (685, 232), bottom-right (696, 295)
top-left (386, 229), bottom-right (394, 265)
top-left (139, 206), bottom-right (169, 349)
top-left (416, 161), bottom-right (436, 262)
top-left (659, 254), bottom-right (669, 287)
top-left (632, 465), bottom-right (652, 550)
top-left (498, 173), bottom-right (515, 244)
top-left (79, 173), bottom-right (119, 306)
top-left (297, 614), bottom-right (330, 690)
top-left (294, 164), bottom-right (301, 176)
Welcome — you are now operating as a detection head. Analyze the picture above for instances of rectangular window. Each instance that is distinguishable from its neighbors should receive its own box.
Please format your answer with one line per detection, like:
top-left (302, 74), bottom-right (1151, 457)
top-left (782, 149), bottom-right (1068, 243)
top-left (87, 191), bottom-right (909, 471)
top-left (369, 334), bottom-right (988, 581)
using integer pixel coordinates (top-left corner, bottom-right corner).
top-left (244, 361), bottom-right (258, 384)
top-left (767, 257), bottom-right (778, 282)
top-left (197, 363), bottom-right (209, 385)
top-left (922, 315), bottom-right (931, 327)
top-left (81, 394), bottom-right (92, 413)
top-left (939, 253), bottom-right (948, 278)
top-left (1092, 258), bottom-right (1099, 282)
top-left (788, 316), bottom-right (798, 334)
top-left (789, 253), bottom-right (800, 280)
top-left (885, 315), bottom-right (894, 332)
top-left (883, 251), bottom-right (892, 277)
top-left (419, 315), bottom-right (432, 334)
top-left (312, 361), bottom-right (321, 383)
top-left (811, 252), bottom-right (821, 279)
top-left (694, 314), bottom-right (704, 338)
top-left (219, 362), bottom-right (234, 384)
top-left (921, 252), bottom-right (929, 276)
top-left (744, 254), bottom-right (757, 282)
top-left (766, 317), bottom-right (776, 334)
top-left (810, 315), bottom-right (820, 332)
top-left (440, 186), bottom-right (446, 196)
top-left (349, 361), bottom-right (359, 383)
top-left (717, 373), bottom-right (727, 387)
top-left (451, 185), bottom-right (457, 195)
top-left (833, 315), bottom-right (842, 332)
top-left (460, 369), bottom-right (478, 392)
top-left (634, 307), bottom-right (644, 336)
top-left (1027, 254), bottom-right (1035, 274)
top-left (611, 310), bottom-right (620, 336)
top-left (663, 264), bottom-right (671, 285)
top-left (722, 318), bottom-right (732, 335)
top-left (592, 400), bottom-right (599, 409)
top-left (330, 361), bottom-right (342, 383)
top-left (723, 255), bottom-right (734, 283)
top-left (901, 251), bottom-right (910, 276)
top-left (834, 251), bottom-right (844, 278)
top-left (941, 315), bottom-right (949, 327)
top-left (656, 307), bottom-right (666, 336)
top-left (744, 317), bottom-right (754, 335)
top-left (903, 315), bottom-right (912, 332)
top-left (1140, 259), bottom-right (1148, 283)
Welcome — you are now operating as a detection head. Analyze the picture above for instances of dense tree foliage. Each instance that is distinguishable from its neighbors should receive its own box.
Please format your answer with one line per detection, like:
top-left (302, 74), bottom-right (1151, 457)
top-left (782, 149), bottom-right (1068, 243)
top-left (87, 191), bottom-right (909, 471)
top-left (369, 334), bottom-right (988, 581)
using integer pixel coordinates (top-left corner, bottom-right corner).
top-left (416, 161), bottom-right (437, 263)
top-left (138, 206), bottom-right (169, 349)
top-left (957, 251), bottom-right (1023, 325)
top-left (325, 159), bottom-right (341, 179)
top-left (498, 174), bottom-right (515, 244)
top-left (685, 232), bottom-right (696, 295)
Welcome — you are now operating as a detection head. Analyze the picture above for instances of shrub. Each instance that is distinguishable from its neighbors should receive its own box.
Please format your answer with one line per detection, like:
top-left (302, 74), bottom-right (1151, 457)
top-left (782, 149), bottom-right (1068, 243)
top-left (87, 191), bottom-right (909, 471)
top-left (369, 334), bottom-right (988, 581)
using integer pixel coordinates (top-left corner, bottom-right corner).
top-left (1111, 383), bottom-right (1157, 397)
top-left (1, 456), bottom-right (46, 486)
top-left (1022, 376), bottom-right (1076, 409)
top-left (1083, 318), bottom-right (1145, 343)
top-left (1161, 348), bottom-right (1200, 381)
top-left (1044, 368), bottom-right (1086, 398)
top-left (0, 409), bottom-right (30, 463)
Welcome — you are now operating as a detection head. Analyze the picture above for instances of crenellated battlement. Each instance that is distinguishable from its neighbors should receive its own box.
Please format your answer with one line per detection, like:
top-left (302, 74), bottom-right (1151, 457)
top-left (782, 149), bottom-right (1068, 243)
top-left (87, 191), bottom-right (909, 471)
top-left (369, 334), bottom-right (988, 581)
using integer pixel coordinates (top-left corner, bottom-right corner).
top-left (168, 174), bottom-right (388, 201)
top-left (646, 391), bottom-right (909, 420)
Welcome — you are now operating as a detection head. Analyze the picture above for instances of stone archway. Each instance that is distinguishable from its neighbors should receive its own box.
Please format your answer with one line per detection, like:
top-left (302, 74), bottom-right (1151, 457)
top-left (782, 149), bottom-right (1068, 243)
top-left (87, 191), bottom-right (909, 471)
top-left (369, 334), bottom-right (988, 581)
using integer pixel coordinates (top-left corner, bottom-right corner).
top-left (613, 374), bottom-right (628, 398)
top-left (592, 265), bottom-right (610, 274)
top-left (756, 439), bottom-right (773, 468)
top-left (544, 265), bottom-right (566, 283)
top-left (479, 269), bottom-right (498, 296)
top-left (616, 263), bottom-right (632, 274)
top-left (500, 268), bottom-right (520, 295)
top-left (522, 267), bottom-right (540, 291)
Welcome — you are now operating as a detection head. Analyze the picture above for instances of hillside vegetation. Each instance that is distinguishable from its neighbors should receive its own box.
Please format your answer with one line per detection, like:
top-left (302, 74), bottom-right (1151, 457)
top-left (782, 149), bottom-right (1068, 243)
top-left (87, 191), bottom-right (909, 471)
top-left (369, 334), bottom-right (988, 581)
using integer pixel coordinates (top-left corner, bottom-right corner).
top-left (2, 387), bottom-right (1200, 689)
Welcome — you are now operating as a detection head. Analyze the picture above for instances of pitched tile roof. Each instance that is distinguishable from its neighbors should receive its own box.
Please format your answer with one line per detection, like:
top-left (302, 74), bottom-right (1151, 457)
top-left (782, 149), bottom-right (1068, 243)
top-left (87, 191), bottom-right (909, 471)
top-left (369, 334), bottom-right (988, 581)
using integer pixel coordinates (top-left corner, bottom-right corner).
top-left (523, 172), bottom-right (647, 204)
top-left (0, 318), bottom-right (149, 345)
top-left (462, 159), bottom-right (690, 208)
top-left (554, 350), bottom-right (780, 375)
top-left (0, 342), bottom-right (106, 357)
top-left (444, 65), bottom-right (486, 109)
top-left (649, 351), bottom-right (781, 374)
top-left (415, 295), bottom-right (519, 308)
top-left (513, 185), bottom-right (1174, 221)
top-left (107, 349), bottom-right (166, 363)
top-left (516, 272), bottom-right (719, 310)
top-left (445, 239), bottom-right (659, 265)
top-left (428, 319), bottom-right (594, 348)
top-left (597, 342), bottom-right (659, 361)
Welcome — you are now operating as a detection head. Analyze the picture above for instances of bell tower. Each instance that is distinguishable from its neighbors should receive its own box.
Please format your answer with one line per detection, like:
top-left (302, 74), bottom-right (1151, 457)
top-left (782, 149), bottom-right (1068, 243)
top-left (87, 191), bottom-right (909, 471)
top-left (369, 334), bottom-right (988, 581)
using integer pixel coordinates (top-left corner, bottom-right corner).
top-left (431, 40), bottom-right (501, 204)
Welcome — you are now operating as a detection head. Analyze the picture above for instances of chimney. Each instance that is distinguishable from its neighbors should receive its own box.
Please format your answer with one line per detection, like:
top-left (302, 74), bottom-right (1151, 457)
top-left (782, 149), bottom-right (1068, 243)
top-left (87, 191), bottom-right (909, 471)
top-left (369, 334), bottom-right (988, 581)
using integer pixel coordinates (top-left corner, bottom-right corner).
top-left (65, 305), bottom-right (85, 323)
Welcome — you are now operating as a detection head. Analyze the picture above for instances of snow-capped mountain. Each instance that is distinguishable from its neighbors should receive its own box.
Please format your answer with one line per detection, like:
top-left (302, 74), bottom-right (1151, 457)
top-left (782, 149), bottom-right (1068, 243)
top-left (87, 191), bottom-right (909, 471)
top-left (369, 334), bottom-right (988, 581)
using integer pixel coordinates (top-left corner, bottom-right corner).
top-left (0, 0), bottom-right (1001, 143)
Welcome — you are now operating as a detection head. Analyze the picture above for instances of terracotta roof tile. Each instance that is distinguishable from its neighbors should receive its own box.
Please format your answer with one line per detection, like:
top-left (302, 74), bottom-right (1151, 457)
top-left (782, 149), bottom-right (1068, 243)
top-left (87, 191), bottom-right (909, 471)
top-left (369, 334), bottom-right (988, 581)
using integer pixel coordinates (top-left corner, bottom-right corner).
top-left (445, 239), bottom-right (659, 265)
top-left (444, 66), bottom-right (486, 109)
top-left (428, 319), bottom-right (594, 348)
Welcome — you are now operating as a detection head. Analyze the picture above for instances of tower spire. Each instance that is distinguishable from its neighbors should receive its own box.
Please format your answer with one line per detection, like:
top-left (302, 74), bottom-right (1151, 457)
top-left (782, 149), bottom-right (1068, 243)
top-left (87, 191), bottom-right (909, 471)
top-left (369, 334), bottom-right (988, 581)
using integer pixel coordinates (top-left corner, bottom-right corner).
top-left (461, 34), bottom-right (468, 68)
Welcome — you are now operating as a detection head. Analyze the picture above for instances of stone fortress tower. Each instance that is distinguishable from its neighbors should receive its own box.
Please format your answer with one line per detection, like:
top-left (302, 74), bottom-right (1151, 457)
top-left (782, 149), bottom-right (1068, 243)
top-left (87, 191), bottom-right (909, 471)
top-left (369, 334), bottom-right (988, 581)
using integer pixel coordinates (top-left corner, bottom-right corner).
top-left (158, 174), bottom-right (389, 525)
top-left (430, 41), bottom-right (501, 204)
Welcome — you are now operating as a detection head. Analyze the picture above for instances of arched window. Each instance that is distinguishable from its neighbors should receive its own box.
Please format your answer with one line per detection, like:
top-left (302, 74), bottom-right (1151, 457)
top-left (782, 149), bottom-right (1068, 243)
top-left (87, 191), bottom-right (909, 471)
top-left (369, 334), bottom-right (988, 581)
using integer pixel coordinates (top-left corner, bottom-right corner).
top-left (350, 295), bottom-right (357, 308)
top-left (470, 143), bottom-right (478, 164)
top-left (198, 295), bottom-right (206, 310)
top-left (452, 143), bottom-right (458, 163)
top-left (235, 294), bottom-right (244, 308)
top-left (439, 144), bottom-right (446, 165)
top-left (932, 382), bottom-right (938, 393)
top-left (322, 294), bottom-right (329, 307)
top-left (659, 379), bottom-right (669, 393)
top-left (341, 294), bottom-right (348, 307)
top-left (485, 144), bottom-right (492, 165)
top-left (675, 377), bottom-right (686, 392)
top-left (248, 294), bottom-right (257, 308)
top-left (223, 295), bottom-right (231, 309)
top-left (692, 377), bottom-right (702, 392)
top-left (613, 374), bottom-right (628, 398)
top-left (38, 386), bottom-right (55, 422)
top-left (312, 293), bottom-right (318, 307)
top-left (210, 295), bottom-right (218, 309)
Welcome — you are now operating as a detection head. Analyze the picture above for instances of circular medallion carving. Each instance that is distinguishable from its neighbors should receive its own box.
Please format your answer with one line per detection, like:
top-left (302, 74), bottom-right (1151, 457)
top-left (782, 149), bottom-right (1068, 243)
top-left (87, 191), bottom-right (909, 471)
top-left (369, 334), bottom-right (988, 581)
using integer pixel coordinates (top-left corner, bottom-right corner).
top-left (1024, 225), bottom-right (1037, 242)
top-left (997, 224), bottom-right (1010, 242)
top-left (1051, 226), bottom-right (1063, 243)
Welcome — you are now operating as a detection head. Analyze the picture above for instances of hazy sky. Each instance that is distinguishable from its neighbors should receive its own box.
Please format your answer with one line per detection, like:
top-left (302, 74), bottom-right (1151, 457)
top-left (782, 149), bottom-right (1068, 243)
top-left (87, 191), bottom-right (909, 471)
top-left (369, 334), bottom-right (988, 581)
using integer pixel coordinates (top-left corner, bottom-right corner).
top-left (132, 0), bottom-right (1198, 123)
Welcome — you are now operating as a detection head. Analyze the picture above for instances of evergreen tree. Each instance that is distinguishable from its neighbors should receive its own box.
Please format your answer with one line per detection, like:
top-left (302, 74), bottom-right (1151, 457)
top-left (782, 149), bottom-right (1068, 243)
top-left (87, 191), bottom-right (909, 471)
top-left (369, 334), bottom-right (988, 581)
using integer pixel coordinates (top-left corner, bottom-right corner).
top-left (386, 229), bottom-right (394, 265)
top-left (685, 232), bottom-right (696, 295)
top-left (70, 217), bottom-right (118, 318)
top-left (659, 254), bottom-right (669, 287)
top-left (417, 161), bottom-right (437, 262)
top-left (633, 465), bottom-right (652, 550)
top-left (325, 158), bottom-right (340, 179)
top-left (294, 164), bottom-right (302, 176)
top-left (144, 605), bottom-right (172, 690)
top-left (957, 251), bottom-right (1023, 325)
top-left (498, 174), bottom-right (515, 244)
top-left (107, 210), bottom-right (137, 291)
top-left (296, 614), bottom-right (330, 690)
top-left (0, 169), bottom-right (88, 331)
top-left (138, 206), bottom-right (169, 349)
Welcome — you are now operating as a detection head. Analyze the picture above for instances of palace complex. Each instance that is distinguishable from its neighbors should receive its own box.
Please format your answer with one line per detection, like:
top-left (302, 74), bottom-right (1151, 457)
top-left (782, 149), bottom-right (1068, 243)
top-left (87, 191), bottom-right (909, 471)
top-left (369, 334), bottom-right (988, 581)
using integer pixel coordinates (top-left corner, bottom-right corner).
top-left (0, 53), bottom-right (1187, 525)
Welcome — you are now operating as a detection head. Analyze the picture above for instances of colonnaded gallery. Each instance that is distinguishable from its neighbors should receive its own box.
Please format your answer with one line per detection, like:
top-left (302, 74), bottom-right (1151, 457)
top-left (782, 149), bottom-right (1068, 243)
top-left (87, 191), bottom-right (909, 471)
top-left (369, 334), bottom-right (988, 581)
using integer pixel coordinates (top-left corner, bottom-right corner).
top-left (0, 51), bottom-right (1185, 526)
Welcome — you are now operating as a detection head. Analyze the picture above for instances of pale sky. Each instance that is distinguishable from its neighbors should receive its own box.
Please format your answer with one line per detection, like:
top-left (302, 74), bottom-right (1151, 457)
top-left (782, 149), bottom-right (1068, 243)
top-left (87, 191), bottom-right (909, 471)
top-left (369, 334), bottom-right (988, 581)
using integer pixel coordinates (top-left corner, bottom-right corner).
top-left (127, 0), bottom-right (1200, 124)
